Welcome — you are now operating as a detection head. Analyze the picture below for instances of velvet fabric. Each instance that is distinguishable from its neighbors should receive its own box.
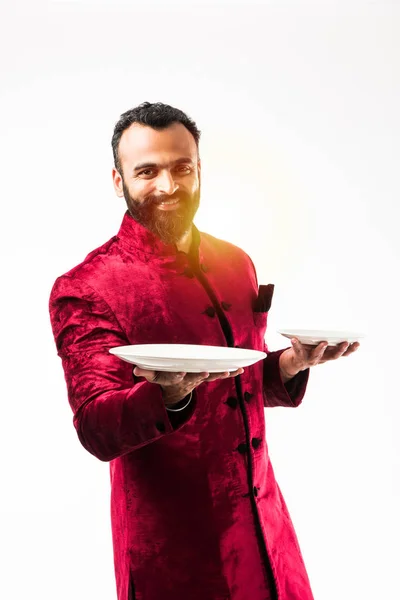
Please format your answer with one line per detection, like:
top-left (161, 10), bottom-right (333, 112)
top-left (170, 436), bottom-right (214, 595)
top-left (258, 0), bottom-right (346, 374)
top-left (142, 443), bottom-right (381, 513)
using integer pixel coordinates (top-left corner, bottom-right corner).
top-left (49, 210), bottom-right (314, 600)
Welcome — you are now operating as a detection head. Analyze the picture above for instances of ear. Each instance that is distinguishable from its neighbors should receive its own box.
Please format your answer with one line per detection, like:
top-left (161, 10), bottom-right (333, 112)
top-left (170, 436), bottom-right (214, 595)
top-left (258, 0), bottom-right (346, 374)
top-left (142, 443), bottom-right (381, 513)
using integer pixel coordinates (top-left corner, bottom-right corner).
top-left (112, 167), bottom-right (124, 198)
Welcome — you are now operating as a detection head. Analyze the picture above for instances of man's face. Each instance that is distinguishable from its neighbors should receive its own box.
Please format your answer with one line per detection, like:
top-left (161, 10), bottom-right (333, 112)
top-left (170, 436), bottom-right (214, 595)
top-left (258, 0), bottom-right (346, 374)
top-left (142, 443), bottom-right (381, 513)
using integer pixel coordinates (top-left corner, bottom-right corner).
top-left (112, 122), bottom-right (201, 245)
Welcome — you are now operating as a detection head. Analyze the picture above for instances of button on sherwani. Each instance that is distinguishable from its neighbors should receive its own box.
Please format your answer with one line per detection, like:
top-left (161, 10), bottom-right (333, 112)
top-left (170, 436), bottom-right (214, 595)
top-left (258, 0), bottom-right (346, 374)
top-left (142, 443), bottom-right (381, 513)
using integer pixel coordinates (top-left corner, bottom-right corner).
top-left (49, 210), bottom-right (314, 600)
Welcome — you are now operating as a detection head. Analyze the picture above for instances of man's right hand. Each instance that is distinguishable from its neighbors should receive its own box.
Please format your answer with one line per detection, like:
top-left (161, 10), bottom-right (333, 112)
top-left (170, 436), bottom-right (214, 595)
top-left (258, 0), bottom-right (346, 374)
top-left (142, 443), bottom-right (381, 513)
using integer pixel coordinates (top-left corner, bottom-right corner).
top-left (133, 367), bottom-right (244, 407)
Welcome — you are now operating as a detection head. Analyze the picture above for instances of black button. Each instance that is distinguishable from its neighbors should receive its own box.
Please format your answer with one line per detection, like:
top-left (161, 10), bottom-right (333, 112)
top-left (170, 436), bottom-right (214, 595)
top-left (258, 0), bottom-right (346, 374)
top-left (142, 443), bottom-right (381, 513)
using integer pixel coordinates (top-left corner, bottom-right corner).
top-left (253, 486), bottom-right (258, 497)
top-left (225, 397), bottom-right (238, 409)
top-left (237, 443), bottom-right (248, 454)
top-left (182, 267), bottom-right (194, 278)
top-left (156, 421), bottom-right (166, 433)
top-left (252, 437), bottom-right (262, 449)
top-left (203, 306), bottom-right (216, 318)
top-left (200, 264), bottom-right (209, 273)
top-left (221, 301), bottom-right (232, 311)
top-left (244, 391), bottom-right (254, 403)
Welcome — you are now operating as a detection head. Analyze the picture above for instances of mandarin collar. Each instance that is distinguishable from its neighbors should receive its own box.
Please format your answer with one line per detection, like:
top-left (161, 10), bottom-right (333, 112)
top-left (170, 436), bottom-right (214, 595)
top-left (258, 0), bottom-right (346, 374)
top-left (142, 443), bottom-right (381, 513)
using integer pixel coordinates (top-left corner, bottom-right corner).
top-left (116, 210), bottom-right (201, 261)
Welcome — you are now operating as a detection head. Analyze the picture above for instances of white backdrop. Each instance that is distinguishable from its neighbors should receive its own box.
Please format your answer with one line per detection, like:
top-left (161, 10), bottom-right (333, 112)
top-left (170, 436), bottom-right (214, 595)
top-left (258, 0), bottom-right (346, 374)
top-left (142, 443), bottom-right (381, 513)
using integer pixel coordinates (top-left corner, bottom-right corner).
top-left (1, 1), bottom-right (399, 599)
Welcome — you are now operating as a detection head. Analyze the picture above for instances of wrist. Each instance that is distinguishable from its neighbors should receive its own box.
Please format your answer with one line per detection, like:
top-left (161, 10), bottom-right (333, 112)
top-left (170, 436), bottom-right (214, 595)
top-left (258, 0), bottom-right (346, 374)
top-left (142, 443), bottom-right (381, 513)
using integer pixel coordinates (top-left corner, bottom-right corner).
top-left (279, 350), bottom-right (300, 383)
top-left (165, 391), bottom-right (193, 412)
top-left (162, 388), bottom-right (191, 407)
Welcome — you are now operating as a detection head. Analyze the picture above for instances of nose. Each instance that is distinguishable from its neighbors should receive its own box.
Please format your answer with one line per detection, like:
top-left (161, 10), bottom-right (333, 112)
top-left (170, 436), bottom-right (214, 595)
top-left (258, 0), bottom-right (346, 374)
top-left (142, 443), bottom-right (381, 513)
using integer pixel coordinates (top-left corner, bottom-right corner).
top-left (155, 169), bottom-right (178, 195)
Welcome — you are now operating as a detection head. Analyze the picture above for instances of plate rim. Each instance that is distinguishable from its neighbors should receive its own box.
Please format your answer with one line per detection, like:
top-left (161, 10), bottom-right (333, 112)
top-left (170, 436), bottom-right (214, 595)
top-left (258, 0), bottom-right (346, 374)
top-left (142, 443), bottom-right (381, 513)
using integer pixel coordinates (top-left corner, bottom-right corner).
top-left (109, 344), bottom-right (267, 360)
top-left (277, 329), bottom-right (365, 338)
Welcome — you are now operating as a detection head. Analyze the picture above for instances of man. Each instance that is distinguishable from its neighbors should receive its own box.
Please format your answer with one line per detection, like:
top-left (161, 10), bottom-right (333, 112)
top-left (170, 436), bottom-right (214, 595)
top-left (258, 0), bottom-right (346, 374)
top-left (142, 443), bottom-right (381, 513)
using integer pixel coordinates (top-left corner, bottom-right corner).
top-left (49, 101), bottom-right (359, 600)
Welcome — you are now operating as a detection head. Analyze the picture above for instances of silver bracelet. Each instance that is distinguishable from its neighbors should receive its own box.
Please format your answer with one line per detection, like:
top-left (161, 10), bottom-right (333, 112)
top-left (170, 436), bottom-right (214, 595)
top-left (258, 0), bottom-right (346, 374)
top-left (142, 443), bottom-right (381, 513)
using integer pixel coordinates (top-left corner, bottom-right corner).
top-left (165, 391), bottom-right (193, 412)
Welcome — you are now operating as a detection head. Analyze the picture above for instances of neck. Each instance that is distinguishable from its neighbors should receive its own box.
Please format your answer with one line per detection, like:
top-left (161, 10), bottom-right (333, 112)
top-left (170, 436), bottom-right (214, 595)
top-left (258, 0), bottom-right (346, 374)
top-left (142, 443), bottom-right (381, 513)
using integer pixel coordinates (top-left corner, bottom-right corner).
top-left (176, 227), bottom-right (193, 254)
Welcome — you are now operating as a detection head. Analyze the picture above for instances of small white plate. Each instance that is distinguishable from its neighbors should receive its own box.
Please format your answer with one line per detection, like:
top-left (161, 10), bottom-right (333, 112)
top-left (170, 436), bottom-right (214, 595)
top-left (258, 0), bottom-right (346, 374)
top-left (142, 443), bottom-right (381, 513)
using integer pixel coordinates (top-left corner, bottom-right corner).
top-left (277, 329), bottom-right (365, 346)
top-left (109, 343), bottom-right (266, 373)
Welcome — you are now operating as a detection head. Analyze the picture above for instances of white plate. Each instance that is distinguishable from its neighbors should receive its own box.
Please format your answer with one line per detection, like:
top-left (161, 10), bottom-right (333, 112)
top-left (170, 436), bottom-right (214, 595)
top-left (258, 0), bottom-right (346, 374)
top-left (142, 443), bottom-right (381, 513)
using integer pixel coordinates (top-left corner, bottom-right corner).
top-left (277, 329), bottom-right (365, 346)
top-left (109, 343), bottom-right (266, 373)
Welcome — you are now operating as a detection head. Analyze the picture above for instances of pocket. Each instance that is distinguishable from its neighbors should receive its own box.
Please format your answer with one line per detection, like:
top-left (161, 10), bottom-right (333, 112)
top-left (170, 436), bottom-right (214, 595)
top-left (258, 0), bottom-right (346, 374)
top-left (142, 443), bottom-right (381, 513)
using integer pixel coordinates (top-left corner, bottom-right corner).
top-left (253, 284), bottom-right (274, 328)
top-left (253, 284), bottom-right (274, 313)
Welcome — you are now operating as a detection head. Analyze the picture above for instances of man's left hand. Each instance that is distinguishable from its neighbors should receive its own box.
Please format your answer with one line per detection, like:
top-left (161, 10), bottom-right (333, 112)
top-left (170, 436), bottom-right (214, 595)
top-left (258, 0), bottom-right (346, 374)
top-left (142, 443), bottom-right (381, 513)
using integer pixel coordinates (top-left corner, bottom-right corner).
top-left (279, 338), bottom-right (361, 381)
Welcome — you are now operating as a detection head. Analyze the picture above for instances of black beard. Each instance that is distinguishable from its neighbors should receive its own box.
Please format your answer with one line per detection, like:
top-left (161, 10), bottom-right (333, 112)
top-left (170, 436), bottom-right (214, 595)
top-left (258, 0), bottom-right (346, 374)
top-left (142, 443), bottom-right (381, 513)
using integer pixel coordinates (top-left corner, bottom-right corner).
top-left (122, 178), bottom-right (200, 246)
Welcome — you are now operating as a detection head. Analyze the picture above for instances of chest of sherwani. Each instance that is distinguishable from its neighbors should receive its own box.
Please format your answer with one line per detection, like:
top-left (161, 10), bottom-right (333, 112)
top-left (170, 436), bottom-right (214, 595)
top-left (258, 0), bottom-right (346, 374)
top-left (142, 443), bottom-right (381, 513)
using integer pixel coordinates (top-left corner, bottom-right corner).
top-left (49, 210), bottom-right (314, 600)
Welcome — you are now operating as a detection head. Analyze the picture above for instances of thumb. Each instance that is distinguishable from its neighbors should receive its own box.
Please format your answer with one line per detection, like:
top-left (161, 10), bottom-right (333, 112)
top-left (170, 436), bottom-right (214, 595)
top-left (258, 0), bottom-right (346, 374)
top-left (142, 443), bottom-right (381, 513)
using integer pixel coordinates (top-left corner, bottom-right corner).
top-left (133, 367), bottom-right (157, 380)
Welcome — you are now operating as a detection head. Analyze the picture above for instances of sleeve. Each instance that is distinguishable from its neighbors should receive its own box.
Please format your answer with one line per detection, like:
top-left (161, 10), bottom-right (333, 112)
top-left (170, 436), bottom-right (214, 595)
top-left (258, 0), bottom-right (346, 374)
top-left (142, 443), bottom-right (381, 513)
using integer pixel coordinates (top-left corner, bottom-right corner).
top-left (49, 275), bottom-right (197, 462)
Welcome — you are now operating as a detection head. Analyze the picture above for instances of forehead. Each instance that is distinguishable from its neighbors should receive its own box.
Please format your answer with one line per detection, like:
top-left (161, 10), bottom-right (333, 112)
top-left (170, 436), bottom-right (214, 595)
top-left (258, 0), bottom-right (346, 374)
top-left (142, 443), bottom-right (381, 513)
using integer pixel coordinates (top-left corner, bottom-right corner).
top-left (118, 122), bottom-right (197, 169)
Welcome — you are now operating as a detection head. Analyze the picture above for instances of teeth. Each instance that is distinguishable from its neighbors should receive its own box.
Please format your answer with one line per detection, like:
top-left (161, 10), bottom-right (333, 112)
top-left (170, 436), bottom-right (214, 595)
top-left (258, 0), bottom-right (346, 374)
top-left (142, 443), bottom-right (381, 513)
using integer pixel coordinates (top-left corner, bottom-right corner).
top-left (160, 200), bottom-right (179, 205)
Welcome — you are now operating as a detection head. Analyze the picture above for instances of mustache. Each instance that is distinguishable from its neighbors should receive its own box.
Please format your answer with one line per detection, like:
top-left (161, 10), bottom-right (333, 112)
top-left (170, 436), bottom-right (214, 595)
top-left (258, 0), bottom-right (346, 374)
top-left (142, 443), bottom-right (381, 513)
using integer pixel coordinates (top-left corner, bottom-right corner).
top-left (143, 193), bottom-right (189, 206)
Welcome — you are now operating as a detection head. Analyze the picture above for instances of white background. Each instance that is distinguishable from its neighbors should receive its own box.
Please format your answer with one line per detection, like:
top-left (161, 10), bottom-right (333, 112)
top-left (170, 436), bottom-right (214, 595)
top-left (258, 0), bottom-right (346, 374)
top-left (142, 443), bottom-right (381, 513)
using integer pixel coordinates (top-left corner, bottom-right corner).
top-left (1, 1), bottom-right (399, 598)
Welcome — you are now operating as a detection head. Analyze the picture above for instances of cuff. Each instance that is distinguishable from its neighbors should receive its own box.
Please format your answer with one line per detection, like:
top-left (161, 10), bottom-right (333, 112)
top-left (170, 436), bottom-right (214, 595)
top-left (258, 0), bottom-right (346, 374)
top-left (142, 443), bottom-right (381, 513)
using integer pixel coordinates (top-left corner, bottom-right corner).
top-left (75, 379), bottom-right (197, 461)
top-left (263, 348), bottom-right (309, 408)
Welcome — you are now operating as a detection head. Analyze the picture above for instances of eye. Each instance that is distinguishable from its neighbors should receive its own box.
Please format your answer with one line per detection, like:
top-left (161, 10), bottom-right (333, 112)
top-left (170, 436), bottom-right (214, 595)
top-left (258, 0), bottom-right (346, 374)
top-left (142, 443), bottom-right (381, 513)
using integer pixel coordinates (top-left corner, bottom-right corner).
top-left (138, 169), bottom-right (156, 178)
top-left (175, 165), bottom-right (192, 174)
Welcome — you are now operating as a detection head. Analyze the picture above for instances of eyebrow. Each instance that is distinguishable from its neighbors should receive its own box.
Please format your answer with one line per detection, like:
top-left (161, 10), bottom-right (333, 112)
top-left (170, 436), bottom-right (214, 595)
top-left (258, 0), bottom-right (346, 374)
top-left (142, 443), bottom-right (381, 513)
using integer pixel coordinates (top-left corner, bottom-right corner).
top-left (132, 157), bottom-right (194, 173)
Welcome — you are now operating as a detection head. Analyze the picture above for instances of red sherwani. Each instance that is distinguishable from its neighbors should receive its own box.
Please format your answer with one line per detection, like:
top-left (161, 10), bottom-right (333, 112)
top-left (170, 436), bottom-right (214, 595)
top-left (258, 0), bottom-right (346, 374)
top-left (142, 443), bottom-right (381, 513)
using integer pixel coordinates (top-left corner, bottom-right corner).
top-left (49, 210), bottom-right (314, 600)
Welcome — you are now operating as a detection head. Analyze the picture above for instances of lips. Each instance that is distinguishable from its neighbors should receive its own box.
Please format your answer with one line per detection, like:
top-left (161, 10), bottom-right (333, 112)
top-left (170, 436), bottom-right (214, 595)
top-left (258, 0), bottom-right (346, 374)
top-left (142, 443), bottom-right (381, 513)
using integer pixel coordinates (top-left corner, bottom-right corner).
top-left (157, 199), bottom-right (180, 210)
top-left (157, 198), bottom-right (180, 205)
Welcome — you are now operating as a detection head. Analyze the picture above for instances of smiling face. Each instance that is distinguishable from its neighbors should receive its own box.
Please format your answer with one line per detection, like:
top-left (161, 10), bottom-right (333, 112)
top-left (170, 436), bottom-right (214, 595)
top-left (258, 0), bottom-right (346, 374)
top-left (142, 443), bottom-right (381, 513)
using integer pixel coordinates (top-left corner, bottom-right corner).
top-left (112, 122), bottom-right (201, 246)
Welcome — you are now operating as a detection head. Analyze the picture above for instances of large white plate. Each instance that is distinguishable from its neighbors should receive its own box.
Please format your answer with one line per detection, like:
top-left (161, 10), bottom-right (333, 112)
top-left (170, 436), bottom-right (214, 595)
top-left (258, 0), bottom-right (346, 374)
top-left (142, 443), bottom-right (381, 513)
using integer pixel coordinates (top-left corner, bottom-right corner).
top-left (277, 329), bottom-right (365, 346)
top-left (109, 343), bottom-right (266, 373)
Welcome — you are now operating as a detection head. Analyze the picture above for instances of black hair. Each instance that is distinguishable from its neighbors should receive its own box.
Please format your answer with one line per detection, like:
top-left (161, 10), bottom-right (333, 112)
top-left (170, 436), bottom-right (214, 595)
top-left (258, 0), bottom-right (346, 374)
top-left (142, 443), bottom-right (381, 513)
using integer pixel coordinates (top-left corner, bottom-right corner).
top-left (111, 101), bottom-right (201, 174)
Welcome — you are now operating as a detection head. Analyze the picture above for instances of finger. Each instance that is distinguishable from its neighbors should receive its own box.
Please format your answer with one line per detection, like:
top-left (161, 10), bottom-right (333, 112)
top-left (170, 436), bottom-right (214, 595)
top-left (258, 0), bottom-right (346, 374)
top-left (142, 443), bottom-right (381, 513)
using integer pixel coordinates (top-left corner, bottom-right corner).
top-left (320, 342), bottom-right (352, 363)
top-left (197, 372), bottom-right (211, 383)
top-left (291, 338), bottom-right (306, 360)
top-left (309, 342), bottom-right (328, 364)
top-left (133, 367), bottom-right (157, 379)
top-left (134, 367), bottom-right (186, 385)
top-left (204, 371), bottom-right (230, 382)
top-left (228, 368), bottom-right (244, 377)
top-left (338, 342), bottom-right (350, 356)
top-left (184, 372), bottom-right (210, 385)
top-left (320, 343), bottom-right (346, 362)
top-left (166, 371), bottom-right (188, 381)
top-left (342, 342), bottom-right (360, 356)
top-left (207, 368), bottom-right (245, 382)
top-left (291, 338), bottom-right (301, 351)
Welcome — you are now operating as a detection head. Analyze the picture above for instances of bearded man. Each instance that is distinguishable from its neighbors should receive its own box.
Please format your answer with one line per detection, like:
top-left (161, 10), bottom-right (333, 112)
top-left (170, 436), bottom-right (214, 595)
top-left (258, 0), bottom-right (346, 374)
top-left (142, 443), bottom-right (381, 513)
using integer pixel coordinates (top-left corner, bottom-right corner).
top-left (49, 101), bottom-right (359, 600)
